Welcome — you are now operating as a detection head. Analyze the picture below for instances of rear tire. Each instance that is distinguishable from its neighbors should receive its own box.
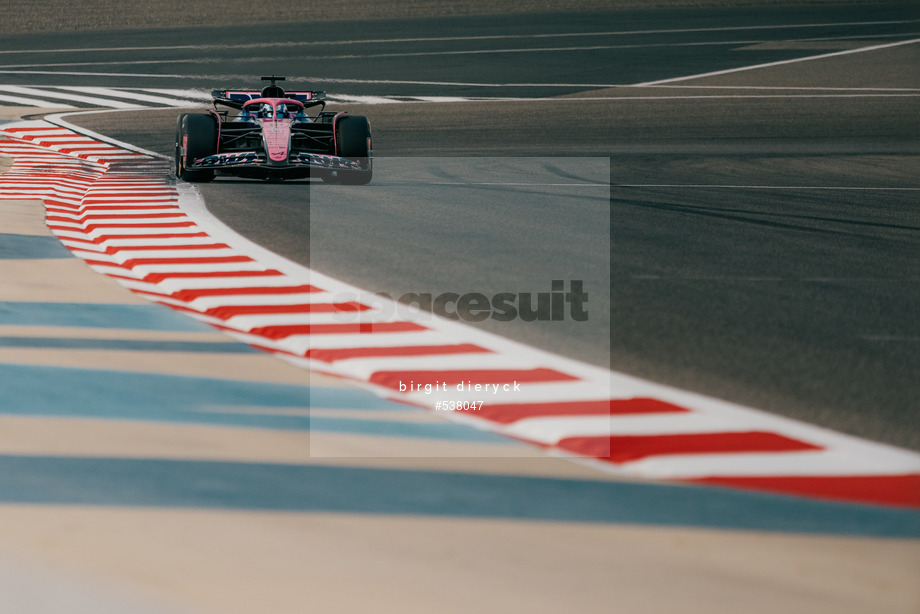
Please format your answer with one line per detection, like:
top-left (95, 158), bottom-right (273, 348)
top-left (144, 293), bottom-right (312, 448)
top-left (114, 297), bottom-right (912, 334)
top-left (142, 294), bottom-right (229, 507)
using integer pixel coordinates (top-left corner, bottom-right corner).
top-left (334, 115), bottom-right (372, 185)
top-left (175, 113), bottom-right (217, 182)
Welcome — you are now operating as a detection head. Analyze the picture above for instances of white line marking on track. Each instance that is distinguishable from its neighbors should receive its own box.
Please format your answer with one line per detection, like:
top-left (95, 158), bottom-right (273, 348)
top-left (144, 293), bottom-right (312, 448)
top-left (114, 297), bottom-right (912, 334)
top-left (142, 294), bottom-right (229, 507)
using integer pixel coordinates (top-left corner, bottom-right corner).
top-left (326, 94), bottom-right (402, 104)
top-left (7, 34), bottom-right (911, 66)
top-left (0, 73), bottom-right (624, 88)
top-left (1, 18), bottom-right (916, 55)
top-left (633, 37), bottom-right (920, 86)
top-left (0, 41), bottom-right (653, 68)
top-left (54, 86), bottom-right (206, 107)
top-left (0, 85), bottom-right (145, 109)
top-left (44, 109), bottom-right (173, 158)
top-left (139, 88), bottom-right (213, 101)
top-left (0, 93), bottom-right (75, 108)
top-left (4, 32), bottom-right (920, 71)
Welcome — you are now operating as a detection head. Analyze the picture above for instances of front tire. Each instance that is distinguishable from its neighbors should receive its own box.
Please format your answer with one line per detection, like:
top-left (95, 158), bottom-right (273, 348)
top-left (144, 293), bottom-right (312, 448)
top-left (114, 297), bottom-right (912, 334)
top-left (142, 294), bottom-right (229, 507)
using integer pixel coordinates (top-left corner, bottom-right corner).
top-left (175, 113), bottom-right (217, 182)
top-left (334, 115), bottom-right (372, 185)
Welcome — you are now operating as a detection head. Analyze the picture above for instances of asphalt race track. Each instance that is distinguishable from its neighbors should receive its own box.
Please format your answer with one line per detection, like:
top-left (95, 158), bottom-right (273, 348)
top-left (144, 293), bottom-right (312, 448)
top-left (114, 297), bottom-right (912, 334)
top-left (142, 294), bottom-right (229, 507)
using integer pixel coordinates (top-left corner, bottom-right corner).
top-left (6, 2), bottom-right (912, 449)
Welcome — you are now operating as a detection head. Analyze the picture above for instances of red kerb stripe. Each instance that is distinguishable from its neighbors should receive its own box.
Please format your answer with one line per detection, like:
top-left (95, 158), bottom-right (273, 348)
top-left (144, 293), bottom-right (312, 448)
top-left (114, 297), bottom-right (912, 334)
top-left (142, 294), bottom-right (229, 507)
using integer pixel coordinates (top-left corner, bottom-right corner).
top-left (88, 233), bottom-right (210, 242)
top-left (80, 199), bottom-right (176, 205)
top-left (74, 213), bottom-right (184, 221)
top-left (206, 301), bottom-right (371, 319)
top-left (169, 284), bottom-right (322, 301)
top-left (305, 343), bottom-right (492, 363)
top-left (143, 269), bottom-right (283, 282)
top-left (475, 397), bottom-right (690, 424)
top-left (44, 200), bottom-right (82, 209)
top-left (81, 222), bottom-right (197, 231)
top-left (46, 213), bottom-right (185, 224)
top-left (556, 431), bottom-right (823, 463)
top-left (38, 140), bottom-right (105, 145)
top-left (5, 127), bottom-right (63, 132)
top-left (56, 236), bottom-right (97, 246)
top-left (689, 474), bottom-right (920, 509)
top-left (121, 255), bottom-right (253, 267)
top-left (111, 244), bottom-right (230, 252)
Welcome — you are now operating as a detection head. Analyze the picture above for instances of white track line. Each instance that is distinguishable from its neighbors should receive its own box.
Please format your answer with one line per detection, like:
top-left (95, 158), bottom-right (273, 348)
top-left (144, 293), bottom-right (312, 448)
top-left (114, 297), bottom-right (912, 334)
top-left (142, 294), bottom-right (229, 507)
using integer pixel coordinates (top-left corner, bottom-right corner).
top-left (633, 37), bottom-right (920, 86)
top-left (0, 93), bottom-right (75, 108)
top-left (0, 85), bottom-right (144, 109)
top-left (1, 19), bottom-right (916, 55)
top-left (54, 87), bottom-right (206, 107)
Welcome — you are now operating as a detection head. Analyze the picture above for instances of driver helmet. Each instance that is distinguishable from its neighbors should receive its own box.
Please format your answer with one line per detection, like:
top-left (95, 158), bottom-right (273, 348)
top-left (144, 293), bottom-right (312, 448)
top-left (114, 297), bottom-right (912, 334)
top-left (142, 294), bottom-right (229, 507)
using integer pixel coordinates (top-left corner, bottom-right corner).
top-left (260, 103), bottom-right (273, 118)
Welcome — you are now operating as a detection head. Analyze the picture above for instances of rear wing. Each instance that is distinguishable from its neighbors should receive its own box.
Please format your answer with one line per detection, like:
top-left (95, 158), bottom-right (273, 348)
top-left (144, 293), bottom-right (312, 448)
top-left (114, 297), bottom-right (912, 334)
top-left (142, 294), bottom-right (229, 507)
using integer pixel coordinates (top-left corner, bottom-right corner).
top-left (211, 90), bottom-right (327, 109)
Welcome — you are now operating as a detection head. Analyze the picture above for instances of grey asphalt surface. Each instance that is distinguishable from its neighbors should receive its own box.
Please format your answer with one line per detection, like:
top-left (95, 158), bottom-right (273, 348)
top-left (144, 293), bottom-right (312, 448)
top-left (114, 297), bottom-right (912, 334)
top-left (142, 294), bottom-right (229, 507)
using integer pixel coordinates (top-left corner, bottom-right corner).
top-left (3, 2), bottom-right (920, 449)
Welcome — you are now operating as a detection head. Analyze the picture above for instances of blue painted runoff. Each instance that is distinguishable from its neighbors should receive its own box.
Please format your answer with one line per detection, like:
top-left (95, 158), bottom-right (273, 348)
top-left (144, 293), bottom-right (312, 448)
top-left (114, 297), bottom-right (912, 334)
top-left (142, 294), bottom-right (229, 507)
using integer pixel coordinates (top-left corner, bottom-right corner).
top-left (0, 302), bottom-right (216, 331)
top-left (0, 455), bottom-right (917, 537)
top-left (0, 233), bottom-right (71, 260)
top-left (0, 336), bottom-right (259, 353)
top-left (0, 362), bottom-right (506, 443)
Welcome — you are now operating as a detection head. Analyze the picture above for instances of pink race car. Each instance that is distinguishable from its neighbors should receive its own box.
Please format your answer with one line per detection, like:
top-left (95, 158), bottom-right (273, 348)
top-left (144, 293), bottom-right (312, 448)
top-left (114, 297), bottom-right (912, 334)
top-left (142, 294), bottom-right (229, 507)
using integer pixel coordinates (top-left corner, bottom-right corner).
top-left (175, 76), bottom-right (372, 184)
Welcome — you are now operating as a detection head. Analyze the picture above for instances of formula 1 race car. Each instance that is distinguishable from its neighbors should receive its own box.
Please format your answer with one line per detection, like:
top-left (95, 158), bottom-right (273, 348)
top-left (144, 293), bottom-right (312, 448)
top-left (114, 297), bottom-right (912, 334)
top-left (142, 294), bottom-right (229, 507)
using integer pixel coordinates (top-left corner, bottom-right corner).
top-left (175, 76), bottom-right (372, 184)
